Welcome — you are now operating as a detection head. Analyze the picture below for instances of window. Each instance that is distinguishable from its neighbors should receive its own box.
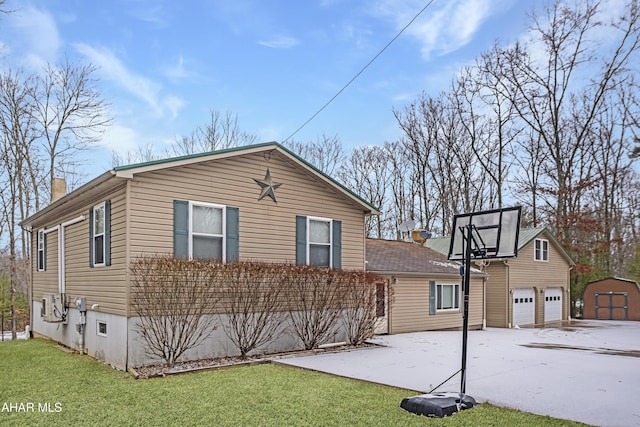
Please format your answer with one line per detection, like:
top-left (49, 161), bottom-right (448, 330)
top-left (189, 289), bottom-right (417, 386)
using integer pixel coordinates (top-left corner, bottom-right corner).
top-left (173, 200), bottom-right (239, 262)
top-left (92, 202), bottom-right (106, 266)
top-left (535, 239), bottom-right (549, 262)
top-left (308, 217), bottom-right (332, 267)
top-left (295, 215), bottom-right (341, 268)
top-left (436, 283), bottom-right (460, 311)
top-left (190, 202), bottom-right (225, 261)
top-left (376, 282), bottom-right (386, 317)
top-left (89, 200), bottom-right (110, 267)
top-left (97, 320), bottom-right (108, 337)
top-left (37, 229), bottom-right (46, 271)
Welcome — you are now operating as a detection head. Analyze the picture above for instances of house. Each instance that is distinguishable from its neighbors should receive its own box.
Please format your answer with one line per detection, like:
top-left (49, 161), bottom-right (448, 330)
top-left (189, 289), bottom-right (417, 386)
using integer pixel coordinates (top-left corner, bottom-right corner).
top-left (427, 227), bottom-right (574, 328)
top-left (366, 239), bottom-right (485, 334)
top-left (582, 277), bottom-right (640, 321)
top-left (21, 142), bottom-right (379, 369)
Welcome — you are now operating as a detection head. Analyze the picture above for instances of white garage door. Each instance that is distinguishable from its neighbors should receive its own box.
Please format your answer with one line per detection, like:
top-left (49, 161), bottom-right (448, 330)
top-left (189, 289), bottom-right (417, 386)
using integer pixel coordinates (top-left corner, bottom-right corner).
top-left (513, 288), bottom-right (535, 327)
top-left (544, 287), bottom-right (563, 323)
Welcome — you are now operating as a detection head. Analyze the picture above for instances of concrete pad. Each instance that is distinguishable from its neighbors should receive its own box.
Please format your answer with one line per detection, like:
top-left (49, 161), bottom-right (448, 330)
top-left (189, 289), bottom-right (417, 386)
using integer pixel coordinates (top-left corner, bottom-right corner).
top-left (276, 320), bottom-right (640, 427)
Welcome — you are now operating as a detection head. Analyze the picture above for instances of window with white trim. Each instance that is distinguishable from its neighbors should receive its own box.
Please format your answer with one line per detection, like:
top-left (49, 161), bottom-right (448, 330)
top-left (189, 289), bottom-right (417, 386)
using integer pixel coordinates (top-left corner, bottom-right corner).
top-left (190, 202), bottom-right (225, 261)
top-left (97, 320), bottom-right (108, 337)
top-left (436, 283), bottom-right (460, 311)
top-left (534, 238), bottom-right (549, 262)
top-left (37, 229), bottom-right (46, 271)
top-left (308, 217), bottom-right (332, 267)
top-left (92, 202), bottom-right (106, 266)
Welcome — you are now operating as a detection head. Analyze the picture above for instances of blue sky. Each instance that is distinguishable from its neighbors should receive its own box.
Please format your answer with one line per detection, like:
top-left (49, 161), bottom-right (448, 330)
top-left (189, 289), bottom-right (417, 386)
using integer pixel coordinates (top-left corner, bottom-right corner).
top-left (1, 0), bottom-right (540, 172)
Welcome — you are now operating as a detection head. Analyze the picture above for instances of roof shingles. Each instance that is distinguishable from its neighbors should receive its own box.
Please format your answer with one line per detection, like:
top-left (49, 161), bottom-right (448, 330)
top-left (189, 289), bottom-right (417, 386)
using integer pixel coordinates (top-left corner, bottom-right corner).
top-left (366, 239), bottom-right (481, 276)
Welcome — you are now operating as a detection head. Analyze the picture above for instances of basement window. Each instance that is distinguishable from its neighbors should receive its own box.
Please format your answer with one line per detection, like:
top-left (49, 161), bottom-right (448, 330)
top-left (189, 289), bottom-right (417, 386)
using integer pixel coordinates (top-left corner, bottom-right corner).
top-left (97, 321), bottom-right (108, 337)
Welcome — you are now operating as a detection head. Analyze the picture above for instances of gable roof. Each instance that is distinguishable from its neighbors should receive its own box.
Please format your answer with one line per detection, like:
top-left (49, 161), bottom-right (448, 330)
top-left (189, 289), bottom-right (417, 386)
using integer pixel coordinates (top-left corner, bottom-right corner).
top-left (425, 227), bottom-right (575, 266)
top-left (365, 238), bottom-right (483, 276)
top-left (585, 277), bottom-right (640, 290)
top-left (22, 142), bottom-right (379, 228)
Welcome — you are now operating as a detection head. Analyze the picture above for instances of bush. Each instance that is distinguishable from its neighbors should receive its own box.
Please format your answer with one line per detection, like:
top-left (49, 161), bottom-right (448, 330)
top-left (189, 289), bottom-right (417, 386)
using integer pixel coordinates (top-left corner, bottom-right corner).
top-left (129, 255), bottom-right (387, 364)
top-left (130, 256), bottom-right (222, 368)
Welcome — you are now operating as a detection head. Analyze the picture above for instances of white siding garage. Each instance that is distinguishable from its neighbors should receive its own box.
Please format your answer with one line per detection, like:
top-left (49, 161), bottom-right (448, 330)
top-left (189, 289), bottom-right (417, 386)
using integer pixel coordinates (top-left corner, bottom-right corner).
top-left (544, 287), bottom-right (563, 322)
top-left (512, 288), bottom-right (535, 327)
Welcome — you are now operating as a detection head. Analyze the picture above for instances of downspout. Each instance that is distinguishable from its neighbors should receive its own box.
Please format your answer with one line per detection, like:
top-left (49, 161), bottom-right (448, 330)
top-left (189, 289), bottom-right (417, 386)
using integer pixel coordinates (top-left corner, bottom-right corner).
top-left (59, 215), bottom-right (85, 295)
top-left (568, 265), bottom-right (574, 320)
top-left (504, 259), bottom-right (511, 328)
top-left (481, 260), bottom-right (488, 330)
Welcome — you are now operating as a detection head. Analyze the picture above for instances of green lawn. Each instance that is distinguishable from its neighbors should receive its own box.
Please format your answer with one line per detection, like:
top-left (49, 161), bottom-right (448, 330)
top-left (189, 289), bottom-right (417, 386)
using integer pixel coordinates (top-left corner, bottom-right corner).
top-left (0, 339), bottom-right (589, 426)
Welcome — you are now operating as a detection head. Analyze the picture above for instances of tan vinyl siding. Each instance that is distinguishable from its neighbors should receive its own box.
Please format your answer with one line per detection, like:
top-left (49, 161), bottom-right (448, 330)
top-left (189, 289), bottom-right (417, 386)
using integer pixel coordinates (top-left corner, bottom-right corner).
top-left (30, 185), bottom-right (128, 316)
top-left (32, 229), bottom-right (59, 298)
top-left (127, 151), bottom-right (366, 268)
top-left (64, 187), bottom-right (128, 315)
top-left (485, 262), bottom-right (508, 328)
top-left (508, 238), bottom-right (570, 289)
top-left (389, 275), bottom-right (483, 334)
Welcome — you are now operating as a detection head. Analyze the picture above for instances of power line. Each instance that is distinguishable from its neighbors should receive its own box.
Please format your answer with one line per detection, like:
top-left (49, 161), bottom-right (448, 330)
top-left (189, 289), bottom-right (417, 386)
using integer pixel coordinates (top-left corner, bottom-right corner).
top-left (283, 0), bottom-right (436, 143)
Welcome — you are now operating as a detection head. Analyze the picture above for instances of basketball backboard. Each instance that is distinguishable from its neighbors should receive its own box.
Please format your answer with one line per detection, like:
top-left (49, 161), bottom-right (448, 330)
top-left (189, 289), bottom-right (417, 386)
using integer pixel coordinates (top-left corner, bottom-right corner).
top-left (448, 206), bottom-right (521, 261)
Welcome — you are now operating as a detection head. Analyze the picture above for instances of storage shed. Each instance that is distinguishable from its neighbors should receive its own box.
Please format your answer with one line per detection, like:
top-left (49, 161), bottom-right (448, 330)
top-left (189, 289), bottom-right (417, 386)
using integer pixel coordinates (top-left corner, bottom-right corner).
top-left (582, 277), bottom-right (640, 321)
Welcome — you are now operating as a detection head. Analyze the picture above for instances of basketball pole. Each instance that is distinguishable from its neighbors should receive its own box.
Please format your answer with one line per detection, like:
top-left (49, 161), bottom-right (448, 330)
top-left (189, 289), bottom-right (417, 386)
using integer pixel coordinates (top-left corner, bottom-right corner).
top-left (460, 223), bottom-right (473, 398)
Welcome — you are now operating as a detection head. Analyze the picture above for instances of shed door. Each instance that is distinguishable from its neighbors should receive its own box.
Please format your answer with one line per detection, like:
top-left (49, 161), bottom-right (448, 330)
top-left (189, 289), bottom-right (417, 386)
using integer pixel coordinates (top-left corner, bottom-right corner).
top-left (595, 292), bottom-right (628, 320)
top-left (512, 288), bottom-right (535, 327)
top-left (544, 287), bottom-right (563, 323)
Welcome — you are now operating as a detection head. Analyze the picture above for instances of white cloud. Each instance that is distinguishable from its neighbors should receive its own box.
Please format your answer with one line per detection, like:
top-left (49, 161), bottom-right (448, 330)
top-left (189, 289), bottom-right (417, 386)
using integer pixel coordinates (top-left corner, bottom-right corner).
top-left (98, 122), bottom-right (140, 155)
top-left (10, 6), bottom-right (60, 67)
top-left (164, 56), bottom-right (188, 81)
top-left (372, 0), bottom-right (506, 59)
top-left (163, 95), bottom-right (186, 120)
top-left (258, 35), bottom-right (300, 49)
top-left (74, 43), bottom-right (185, 119)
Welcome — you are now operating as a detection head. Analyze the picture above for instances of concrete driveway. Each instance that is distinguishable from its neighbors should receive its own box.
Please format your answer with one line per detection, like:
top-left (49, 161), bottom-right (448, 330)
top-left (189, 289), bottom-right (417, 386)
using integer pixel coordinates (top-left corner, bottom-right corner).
top-left (276, 320), bottom-right (640, 427)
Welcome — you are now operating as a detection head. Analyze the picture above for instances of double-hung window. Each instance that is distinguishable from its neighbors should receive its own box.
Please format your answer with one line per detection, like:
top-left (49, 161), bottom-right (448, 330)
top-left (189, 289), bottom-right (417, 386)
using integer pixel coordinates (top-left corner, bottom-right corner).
top-left (190, 202), bottom-right (225, 261)
top-left (308, 217), bottom-right (332, 267)
top-left (37, 229), bottom-right (46, 271)
top-left (92, 202), bottom-right (106, 266)
top-left (89, 200), bottom-right (111, 268)
top-left (295, 215), bottom-right (341, 268)
top-left (436, 283), bottom-right (460, 311)
top-left (173, 200), bottom-right (239, 262)
top-left (534, 238), bottom-right (548, 262)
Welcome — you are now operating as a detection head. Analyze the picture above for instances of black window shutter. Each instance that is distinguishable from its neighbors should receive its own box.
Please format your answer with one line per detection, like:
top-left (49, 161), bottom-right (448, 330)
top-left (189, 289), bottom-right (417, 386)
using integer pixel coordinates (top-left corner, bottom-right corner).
top-left (295, 215), bottom-right (307, 265)
top-left (89, 207), bottom-right (94, 268)
top-left (429, 280), bottom-right (436, 315)
top-left (173, 200), bottom-right (189, 258)
top-left (332, 219), bottom-right (342, 269)
top-left (105, 200), bottom-right (111, 266)
top-left (42, 232), bottom-right (47, 271)
top-left (226, 207), bottom-right (239, 262)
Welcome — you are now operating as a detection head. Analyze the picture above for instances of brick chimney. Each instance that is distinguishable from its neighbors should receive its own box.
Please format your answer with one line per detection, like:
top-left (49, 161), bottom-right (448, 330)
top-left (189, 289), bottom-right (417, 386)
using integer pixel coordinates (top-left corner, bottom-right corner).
top-left (51, 178), bottom-right (66, 202)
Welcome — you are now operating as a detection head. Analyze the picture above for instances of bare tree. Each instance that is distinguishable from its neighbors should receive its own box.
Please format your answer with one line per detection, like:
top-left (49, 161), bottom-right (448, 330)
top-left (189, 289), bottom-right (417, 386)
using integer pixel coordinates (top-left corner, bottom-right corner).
top-left (500, 0), bottom-right (640, 245)
top-left (284, 134), bottom-right (345, 176)
top-left (31, 59), bottom-right (111, 198)
top-left (383, 139), bottom-right (421, 239)
top-left (129, 256), bottom-right (222, 368)
top-left (0, 69), bottom-right (41, 339)
top-left (338, 145), bottom-right (389, 238)
top-left (168, 109), bottom-right (257, 157)
top-left (111, 143), bottom-right (160, 167)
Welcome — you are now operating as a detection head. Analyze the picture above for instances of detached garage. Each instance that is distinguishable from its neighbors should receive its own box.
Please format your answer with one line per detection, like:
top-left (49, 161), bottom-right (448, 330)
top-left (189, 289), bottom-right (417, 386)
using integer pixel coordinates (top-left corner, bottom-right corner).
top-left (582, 277), bottom-right (640, 321)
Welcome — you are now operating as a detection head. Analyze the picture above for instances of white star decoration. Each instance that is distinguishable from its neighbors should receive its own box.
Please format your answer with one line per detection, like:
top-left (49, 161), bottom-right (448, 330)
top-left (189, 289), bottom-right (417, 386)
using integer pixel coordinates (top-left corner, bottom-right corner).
top-left (253, 168), bottom-right (282, 203)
